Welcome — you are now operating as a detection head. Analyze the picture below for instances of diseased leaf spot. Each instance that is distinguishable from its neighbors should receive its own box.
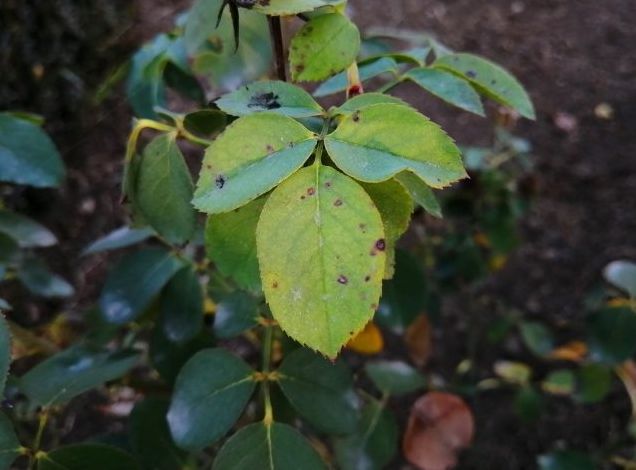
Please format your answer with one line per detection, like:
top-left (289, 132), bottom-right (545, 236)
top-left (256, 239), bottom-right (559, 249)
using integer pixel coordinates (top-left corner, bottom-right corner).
top-left (364, 275), bottom-right (371, 282)
top-left (248, 92), bottom-right (281, 110)
top-left (352, 110), bottom-right (361, 122)
top-left (466, 70), bottom-right (477, 78)
top-left (371, 303), bottom-right (378, 310)
top-left (324, 181), bottom-right (332, 188)
top-left (334, 199), bottom-right (343, 207)
top-left (215, 175), bottom-right (226, 189)
top-left (307, 187), bottom-right (316, 196)
top-left (337, 275), bottom-right (348, 285)
top-left (272, 281), bottom-right (279, 288)
top-left (348, 84), bottom-right (363, 97)
top-left (375, 239), bottom-right (386, 251)
top-left (266, 144), bottom-right (275, 153)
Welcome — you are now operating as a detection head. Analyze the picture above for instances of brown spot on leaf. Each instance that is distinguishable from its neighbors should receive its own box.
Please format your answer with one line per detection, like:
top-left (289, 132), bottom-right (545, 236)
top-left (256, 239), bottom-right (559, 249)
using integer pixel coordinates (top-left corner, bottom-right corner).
top-left (352, 110), bottom-right (361, 122)
top-left (375, 239), bottom-right (386, 251)
top-left (324, 181), bottom-right (332, 188)
top-left (266, 144), bottom-right (275, 153)
top-left (364, 275), bottom-right (371, 282)
top-left (272, 281), bottom-right (279, 288)
top-left (337, 275), bottom-right (348, 285)
top-left (307, 187), bottom-right (316, 196)
top-left (334, 199), bottom-right (343, 207)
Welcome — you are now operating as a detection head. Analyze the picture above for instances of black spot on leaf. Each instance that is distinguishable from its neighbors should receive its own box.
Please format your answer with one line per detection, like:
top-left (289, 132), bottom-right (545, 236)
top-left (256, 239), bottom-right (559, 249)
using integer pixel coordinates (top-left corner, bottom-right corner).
top-left (375, 239), bottom-right (386, 251)
top-left (248, 92), bottom-right (281, 110)
top-left (352, 111), bottom-right (361, 122)
top-left (215, 175), bottom-right (226, 189)
top-left (334, 199), bottom-right (343, 207)
top-left (466, 70), bottom-right (477, 78)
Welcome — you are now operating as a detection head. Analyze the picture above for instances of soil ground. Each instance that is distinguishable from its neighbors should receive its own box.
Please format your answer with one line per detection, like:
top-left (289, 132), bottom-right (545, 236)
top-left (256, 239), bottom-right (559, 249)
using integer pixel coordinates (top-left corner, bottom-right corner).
top-left (2, 0), bottom-right (635, 468)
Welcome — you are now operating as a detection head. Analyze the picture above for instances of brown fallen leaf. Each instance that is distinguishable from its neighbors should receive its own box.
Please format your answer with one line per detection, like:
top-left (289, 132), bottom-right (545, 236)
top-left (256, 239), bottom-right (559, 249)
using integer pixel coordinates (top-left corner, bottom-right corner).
top-left (548, 340), bottom-right (588, 362)
top-left (405, 314), bottom-right (433, 368)
top-left (403, 392), bottom-right (475, 470)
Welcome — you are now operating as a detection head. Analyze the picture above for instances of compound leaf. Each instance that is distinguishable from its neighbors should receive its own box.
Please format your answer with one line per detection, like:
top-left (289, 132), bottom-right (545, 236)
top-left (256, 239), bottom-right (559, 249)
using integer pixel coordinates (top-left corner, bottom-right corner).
top-left (257, 165), bottom-right (385, 357)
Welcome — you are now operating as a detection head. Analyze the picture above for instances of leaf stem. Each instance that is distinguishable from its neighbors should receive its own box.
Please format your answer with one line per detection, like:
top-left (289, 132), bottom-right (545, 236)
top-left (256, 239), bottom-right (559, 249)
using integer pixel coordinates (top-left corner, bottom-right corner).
top-left (28, 409), bottom-right (49, 469)
top-left (268, 16), bottom-right (287, 82)
top-left (261, 323), bottom-right (274, 424)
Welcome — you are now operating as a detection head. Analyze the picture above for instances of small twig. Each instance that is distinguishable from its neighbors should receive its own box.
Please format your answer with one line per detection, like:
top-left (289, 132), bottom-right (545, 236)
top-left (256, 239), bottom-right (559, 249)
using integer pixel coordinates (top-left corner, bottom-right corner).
top-left (268, 16), bottom-right (287, 82)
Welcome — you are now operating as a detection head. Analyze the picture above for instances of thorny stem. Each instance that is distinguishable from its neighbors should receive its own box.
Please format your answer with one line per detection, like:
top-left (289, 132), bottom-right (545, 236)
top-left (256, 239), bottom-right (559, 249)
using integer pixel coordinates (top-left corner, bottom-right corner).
top-left (261, 323), bottom-right (274, 424)
top-left (268, 16), bottom-right (287, 82)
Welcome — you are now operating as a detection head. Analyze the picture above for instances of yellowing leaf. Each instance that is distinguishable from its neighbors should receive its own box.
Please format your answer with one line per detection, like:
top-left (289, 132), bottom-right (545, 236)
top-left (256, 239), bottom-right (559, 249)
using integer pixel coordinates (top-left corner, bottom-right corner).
top-left (257, 165), bottom-right (385, 357)
top-left (324, 104), bottom-right (466, 188)
top-left (193, 113), bottom-right (317, 214)
top-left (347, 322), bottom-right (384, 355)
top-left (548, 341), bottom-right (588, 362)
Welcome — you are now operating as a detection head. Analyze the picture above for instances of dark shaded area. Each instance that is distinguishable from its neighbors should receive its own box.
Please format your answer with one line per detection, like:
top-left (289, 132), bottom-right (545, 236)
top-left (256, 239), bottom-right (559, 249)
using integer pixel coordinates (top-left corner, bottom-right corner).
top-left (1, 0), bottom-right (635, 468)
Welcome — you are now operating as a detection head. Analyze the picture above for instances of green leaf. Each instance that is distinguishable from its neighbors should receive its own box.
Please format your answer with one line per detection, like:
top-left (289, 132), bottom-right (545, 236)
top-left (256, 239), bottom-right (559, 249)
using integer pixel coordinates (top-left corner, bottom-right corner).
top-left (134, 133), bottom-right (196, 245)
top-left (433, 53), bottom-right (535, 119)
top-left (17, 256), bottom-right (74, 298)
top-left (542, 370), bottom-right (575, 396)
top-left (190, 8), bottom-right (272, 91)
top-left (587, 307), bottom-right (636, 364)
top-left (129, 398), bottom-right (186, 470)
top-left (361, 180), bottom-right (413, 278)
top-left (0, 113), bottom-right (65, 188)
top-left (290, 13), bottom-right (360, 82)
top-left (538, 450), bottom-right (595, 470)
top-left (213, 292), bottom-right (259, 339)
top-left (183, 0), bottom-right (223, 54)
top-left (253, 0), bottom-right (344, 15)
top-left (604, 260), bottom-right (636, 298)
top-left (404, 67), bottom-right (485, 116)
top-left (0, 412), bottom-right (21, 470)
top-left (0, 210), bottom-right (56, 248)
top-left (82, 226), bottom-right (154, 256)
top-left (99, 248), bottom-right (183, 324)
top-left (334, 92), bottom-right (409, 115)
top-left (257, 165), bottom-right (386, 357)
top-left (150, 328), bottom-right (215, 384)
top-left (167, 348), bottom-right (256, 451)
top-left (576, 363), bottom-right (612, 404)
top-left (324, 103), bottom-right (466, 188)
top-left (0, 315), bottom-right (9, 394)
top-left (37, 444), bottom-right (141, 470)
top-left (205, 196), bottom-right (266, 292)
top-left (213, 422), bottom-right (326, 470)
top-left (20, 345), bottom-right (139, 406)
top-left (126, 34), bottom-right (170, 118)
top-left (183, 109), bottom-right (227, 138)
top-left (216, 81), bottom-right (324, 118)
top-left (376, 250), bottom-right (428, 333)
top-left (314, 57), bottom-right (398, 97)
top-left (395, 172), bottom-right (442, 218)
top-left (193, 113), bottom-right (317, 214)
top-left (278, 348), bottom-right (357, 434)
top-left (333, 399), bottom-right (398, 470)
top-left (0, 234), bottom-right (18, 265)
top-left (365, 360), bottom-right (426, 396)
top-left (160, 267), bottom-right (203, 343)
top-left (519, 321), bottom-right (555, 356)
top-left (514, 386), bottom-right (543, 423)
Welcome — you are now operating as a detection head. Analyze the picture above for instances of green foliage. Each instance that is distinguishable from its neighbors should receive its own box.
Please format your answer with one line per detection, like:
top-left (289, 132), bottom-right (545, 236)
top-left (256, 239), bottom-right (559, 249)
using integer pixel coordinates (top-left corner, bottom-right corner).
top-left (0, 412), bottom-right (21, 470)
top-left (587, 306), bottom-right (636, 364)
top-left (159, 267), bottom-right (204, 343)
top-left (0, 316), bottom-right (9, 394)
top-left (37, 444), bottom-right (141, 470)
top-left (365, 360), bottom-right (426, 396)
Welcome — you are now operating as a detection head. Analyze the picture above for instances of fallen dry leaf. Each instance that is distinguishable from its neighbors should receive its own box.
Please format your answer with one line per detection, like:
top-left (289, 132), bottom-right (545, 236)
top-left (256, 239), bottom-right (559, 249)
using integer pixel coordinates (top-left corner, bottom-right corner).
top-left (347, 321), bottom-right (384, 355)
top-left (405, 314), bottom-right (433, 368)
top-left (403, 392), bottom-right (475, 470)
top-left (548, 341), bottom-right (588, 362)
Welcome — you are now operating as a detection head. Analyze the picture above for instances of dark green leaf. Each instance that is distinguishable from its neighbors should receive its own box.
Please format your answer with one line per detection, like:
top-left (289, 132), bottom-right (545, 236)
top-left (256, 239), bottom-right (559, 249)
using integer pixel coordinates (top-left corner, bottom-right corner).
top-left (167, 348), bottom-right (256, 451)
top-left (290, 13), bottom-right (360, 82)
top-left (603, 260), bottom-right (636, 298)
top-left (0, 315), bottom-right (9, 394)
top-left (0, 233), bottom-right (19, 265)
top-left (0, 412), bottom-right (21, 470)
top-left (17, 256), bottom-right (74, 298)
top-left (204, 197), bottom-right (266, 292)
top-left (99, 248), bottom-right (183, 324)
top-left (37, 444), bottom-right (141, 470)
top-left (433, 53), bottom-right (535, 119)
top-left (150, 328), bottom-right (215, 384)
top-left (213, 422), bottom-right (326, 470)
top-left (404, 67), bottom-right (484, 116)
top-left (334, 399), bottom-right (398, 470)
top-left (129, 398), bottom-right (186, 470)
top-left (0, 210), bottom-right (56, 247)
top-left (365, 360), bottom-right (426, 396)
top-left (160, 267), bottom-right (203, 343)
top-left (335, 93), bottom-right (409, 115)
top-left (213, 292), bottom-right (259, 339)
top-left (513, 386), bottom-right (543, 423)
top-left (253, 0), bottom-right (344, 16)
top-left (324, 103), bottom-right (466, 188)
top-left (542, 370), bottom-right (576, 396)
top-left (82, 226), bottom-right (154, 256)
top-left (314, 57), bottom-right (398, 97)
top-left (538, 450), bottom-right (596, 470)
top-left (278, 348), bottom-right (357, 434)
top-left (20, 345), bottom-right (139, 406)
top-left (183, 110), bottom-right (227, 138)
top-left (0, 112), bottom-right (65, 188)
top-left (163, 62), bottom-right (205, 104)
top-left (193, 113), bottom-right (317, 214)
top-left (183, 0), bottom-right (223, 54)
top-left (587, 307), bottom-right (636, 364)
top-left (519, 321), bottom-right (555, 356)
top-left (576, 363), bottom-right (612, 404)
top-left (377, 250), bottom-right (428, 333)
top-left (135, 134), bottom-right (196, 245)
top-left (216, 81), bottom-right (324, 118)
top-left (395, 172), bottom-right (442, 218)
